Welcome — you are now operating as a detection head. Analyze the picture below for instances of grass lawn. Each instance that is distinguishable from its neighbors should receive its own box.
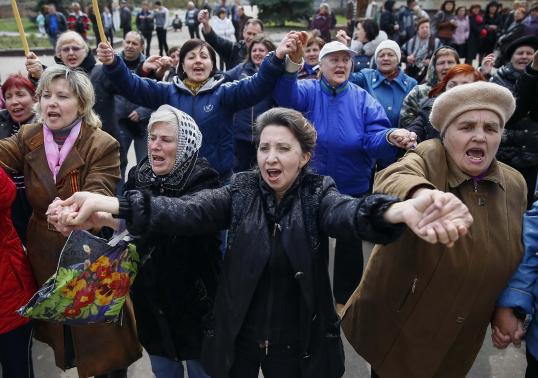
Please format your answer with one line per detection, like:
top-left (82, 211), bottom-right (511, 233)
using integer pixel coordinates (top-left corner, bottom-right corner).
top-left (0, 34), bottom-right (51, 49)
top-left (0, 17), bottom-right (38, 33)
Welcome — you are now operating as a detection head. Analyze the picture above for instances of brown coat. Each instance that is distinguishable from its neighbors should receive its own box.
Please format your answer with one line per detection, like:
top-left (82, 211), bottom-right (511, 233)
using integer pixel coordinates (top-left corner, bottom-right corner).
top-left (341, 139), bottom-right (526, 378)
top-left (0, 123), bottom-right (142, 377)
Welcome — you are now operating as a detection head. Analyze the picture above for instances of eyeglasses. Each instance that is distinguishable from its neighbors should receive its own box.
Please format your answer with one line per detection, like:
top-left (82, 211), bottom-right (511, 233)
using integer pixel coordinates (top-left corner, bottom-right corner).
top-left (60, 46), bottom-right (83, 53)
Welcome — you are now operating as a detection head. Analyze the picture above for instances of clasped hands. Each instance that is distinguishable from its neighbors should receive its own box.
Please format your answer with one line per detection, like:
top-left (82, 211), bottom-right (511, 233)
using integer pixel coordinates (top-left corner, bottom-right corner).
top-left (47, 194), bottom-right (119, 236)
top-left (491, 307), bottom-right (525, 349)
top-left (384, 188), bottom-right (473, 247)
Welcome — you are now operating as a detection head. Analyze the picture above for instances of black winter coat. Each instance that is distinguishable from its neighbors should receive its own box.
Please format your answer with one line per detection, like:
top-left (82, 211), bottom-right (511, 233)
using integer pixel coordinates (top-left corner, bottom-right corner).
top-left (120, 170), bottom-right (405, 378)
top-left (124, 157), bottom-right (221, 361)
top-left (491, 64), bottom-right (538, 169)
top-left (0, 110), bottom-right (33, 244)
top-left (405, 97), bottom-right (440, 143)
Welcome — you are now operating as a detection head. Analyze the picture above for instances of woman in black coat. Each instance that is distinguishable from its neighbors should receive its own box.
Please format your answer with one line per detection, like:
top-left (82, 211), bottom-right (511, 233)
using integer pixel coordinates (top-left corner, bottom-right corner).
top-left (53, 108), bottom-right (472, 378)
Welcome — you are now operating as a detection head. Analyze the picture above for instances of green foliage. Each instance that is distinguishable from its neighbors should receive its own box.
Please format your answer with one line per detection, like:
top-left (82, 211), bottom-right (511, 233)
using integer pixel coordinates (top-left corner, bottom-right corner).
top-left (250, 0), bottom-right (313, 26)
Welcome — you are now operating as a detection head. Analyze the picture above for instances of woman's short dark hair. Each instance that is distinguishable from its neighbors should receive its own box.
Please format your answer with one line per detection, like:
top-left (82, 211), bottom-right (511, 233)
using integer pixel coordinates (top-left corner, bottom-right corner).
top-left (254, 107), bottom-right (317, 154)
top-left (246, 34), bottom-right (276, 64)
top-left (177, 39), bottom-right (217, 80)
top-left (360, 19), bottom-right (379, 43)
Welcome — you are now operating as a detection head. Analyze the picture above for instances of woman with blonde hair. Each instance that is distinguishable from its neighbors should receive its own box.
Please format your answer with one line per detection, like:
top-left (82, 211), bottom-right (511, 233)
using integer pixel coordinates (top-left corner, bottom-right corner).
top-left (0, 66), bottom-right (140, 378)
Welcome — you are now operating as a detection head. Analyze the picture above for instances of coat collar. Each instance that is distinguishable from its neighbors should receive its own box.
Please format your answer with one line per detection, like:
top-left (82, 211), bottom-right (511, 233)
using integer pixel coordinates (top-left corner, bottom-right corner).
top-left (446, 152), bottom-right (506, 191)
top-left (24, 123), bottom-right (88, 196)
top-left (320, 75), bottom-right (350, 97)
top-left (371, 69), bottom-right (411, 91)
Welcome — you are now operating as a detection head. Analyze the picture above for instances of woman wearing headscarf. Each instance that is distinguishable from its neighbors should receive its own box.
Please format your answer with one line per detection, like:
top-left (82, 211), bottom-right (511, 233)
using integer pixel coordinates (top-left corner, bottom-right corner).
top-left (55, 105), bottom-right (221, 378)
top-left (52, 107), bottom-right (472, 378)
top-left (342, 81), bottom-right (526, 377)
top-left (0, 66), bottom-right (139, 378)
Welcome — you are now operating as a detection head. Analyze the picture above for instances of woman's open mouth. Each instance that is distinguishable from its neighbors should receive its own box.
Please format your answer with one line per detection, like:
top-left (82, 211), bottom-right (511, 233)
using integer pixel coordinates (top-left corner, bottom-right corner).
top-left (466, 148), bottom-right (485, 163)
top-left (266, 169), bottom-right (281, 181)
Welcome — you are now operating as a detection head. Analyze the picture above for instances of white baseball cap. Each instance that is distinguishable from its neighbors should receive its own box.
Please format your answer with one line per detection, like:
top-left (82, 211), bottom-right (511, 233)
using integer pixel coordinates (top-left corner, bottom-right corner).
top-left (318, 41), bottom-right (357, 61)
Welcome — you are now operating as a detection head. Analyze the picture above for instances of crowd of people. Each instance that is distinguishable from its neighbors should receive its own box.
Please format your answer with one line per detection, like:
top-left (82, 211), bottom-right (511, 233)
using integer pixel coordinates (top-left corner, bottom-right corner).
top-left (0, 0), bottom-right (537, 377)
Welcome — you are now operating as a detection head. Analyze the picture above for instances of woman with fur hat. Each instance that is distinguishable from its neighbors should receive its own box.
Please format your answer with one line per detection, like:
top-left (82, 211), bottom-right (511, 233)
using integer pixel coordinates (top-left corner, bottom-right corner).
top-left (491, 35), bottom-right (538, 207)
top-left (341, 81), bottom-right (527, 377)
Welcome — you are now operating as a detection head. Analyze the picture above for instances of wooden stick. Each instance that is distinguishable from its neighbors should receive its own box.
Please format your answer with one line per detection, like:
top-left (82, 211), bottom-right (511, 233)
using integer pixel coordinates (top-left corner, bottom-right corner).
top-left (92, 0), bottom-right (108, 45)
top-left (11, 0), bottom-right (29, 55)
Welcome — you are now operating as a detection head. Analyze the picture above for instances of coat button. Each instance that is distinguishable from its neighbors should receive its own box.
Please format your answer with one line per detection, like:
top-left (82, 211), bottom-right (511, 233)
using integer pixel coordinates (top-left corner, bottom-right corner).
top-left (522, 145), bottom-right (527, 149)
top-left (294, 271), bottom-right (304, 279)
top-left (524, 129), bottom-right (529, 133)
top-left (456, 316), bottom-right (465, 323)
top-left (387, 106), bottom-right (392, 111)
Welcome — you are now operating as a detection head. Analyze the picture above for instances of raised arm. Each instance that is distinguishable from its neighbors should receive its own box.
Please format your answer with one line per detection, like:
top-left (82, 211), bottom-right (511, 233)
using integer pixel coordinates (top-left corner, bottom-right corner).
top-left (220, 31), bottom-right (304, 111)
top-left (96, 42), bottom-right (170, 110)
top-left (198, 9), bottom-right (234, 63)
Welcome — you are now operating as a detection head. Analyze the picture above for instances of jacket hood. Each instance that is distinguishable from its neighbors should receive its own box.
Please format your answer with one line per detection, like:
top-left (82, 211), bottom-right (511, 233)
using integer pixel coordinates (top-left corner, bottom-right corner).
top-left (384, 0), bottom-right (395, 11)
top-left (424, 45), bottom-right (459, 86)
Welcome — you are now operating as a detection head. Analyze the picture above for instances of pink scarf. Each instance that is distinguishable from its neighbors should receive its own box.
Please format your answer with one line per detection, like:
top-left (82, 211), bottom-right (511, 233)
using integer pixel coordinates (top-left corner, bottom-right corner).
top-left (43, 120), bottom-right (81, 183)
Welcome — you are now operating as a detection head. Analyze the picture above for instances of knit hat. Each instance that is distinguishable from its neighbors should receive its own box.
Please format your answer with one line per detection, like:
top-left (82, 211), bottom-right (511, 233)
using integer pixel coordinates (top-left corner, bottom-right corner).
top-left (374, 40), bottom-right (402, 62)
top-left (429, 81), bottom-right (515, 134)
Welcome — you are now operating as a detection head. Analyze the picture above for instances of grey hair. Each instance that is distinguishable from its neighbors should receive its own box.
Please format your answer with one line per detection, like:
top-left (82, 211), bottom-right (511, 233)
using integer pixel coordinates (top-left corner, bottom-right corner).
top-left (55, 31), bottom-right (90, 57)
top-left (320, 2), bottom-right (331, 13)
top-left (35, 66), bottom-right (101, 129)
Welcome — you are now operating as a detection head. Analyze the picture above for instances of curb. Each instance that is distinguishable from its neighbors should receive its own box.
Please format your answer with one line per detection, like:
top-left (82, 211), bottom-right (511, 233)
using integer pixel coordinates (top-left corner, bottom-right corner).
top-left (0, 39), bottom-right (124, 57)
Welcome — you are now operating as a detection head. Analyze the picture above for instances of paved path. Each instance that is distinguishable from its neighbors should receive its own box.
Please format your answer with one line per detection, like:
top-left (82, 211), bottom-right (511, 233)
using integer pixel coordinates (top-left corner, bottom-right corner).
top-left (0, 26), bottom-right (527, 378)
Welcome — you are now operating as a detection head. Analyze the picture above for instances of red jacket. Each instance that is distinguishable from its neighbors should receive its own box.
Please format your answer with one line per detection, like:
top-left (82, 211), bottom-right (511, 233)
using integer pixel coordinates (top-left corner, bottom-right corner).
top-left (0, 167), bottom-right (36, 334)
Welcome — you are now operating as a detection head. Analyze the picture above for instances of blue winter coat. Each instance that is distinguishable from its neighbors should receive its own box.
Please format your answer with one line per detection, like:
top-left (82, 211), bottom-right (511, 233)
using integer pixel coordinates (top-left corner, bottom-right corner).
top-left (497, 202), bottom-right (538, 360)
top-left (102, 53), bottom-right (285, 177)
top-left (349, 68), bottom-right (417, 128)
top-left (224, 61), bottom-right (275, 143)
top-left (273, 74), bottom-right (395, 195)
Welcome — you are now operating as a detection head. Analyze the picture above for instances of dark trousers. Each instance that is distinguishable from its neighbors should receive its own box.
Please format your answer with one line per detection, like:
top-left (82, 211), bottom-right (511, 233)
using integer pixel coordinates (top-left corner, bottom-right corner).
top-left (527, 350), bottom-right (538, 378)
top-left (234, 139), bottom-right (257, 172)
top-left (142, 30), bottom-right (153, 56)
top-left (229, 339), bottom-right (301, 378)
top-left (156, 27), bottom-right (168, 56)
top-left (122, 25), bottom-right (132, 38)
top-left (333, 237), bottom-right (363, 305)
top-left (188, 25), bottom-right (200, 39)
top-left (0, 322), bottom-right (34, 378)
top-left (116, 119), bottom-right (148, 194)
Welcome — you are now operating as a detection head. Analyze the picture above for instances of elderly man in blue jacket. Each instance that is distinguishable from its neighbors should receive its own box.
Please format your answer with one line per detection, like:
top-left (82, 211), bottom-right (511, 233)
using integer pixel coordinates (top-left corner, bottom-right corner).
top-left (273, 40), bottom-right (417, 310)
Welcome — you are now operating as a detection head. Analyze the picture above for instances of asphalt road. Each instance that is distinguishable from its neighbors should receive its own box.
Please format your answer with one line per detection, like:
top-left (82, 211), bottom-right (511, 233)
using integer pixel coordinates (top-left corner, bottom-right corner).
top-left (0, 25), bottom-right (528, 378)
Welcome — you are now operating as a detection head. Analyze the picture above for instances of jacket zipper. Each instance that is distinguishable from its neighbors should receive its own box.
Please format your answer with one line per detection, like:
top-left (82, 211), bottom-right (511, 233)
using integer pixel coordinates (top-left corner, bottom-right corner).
top-left (397, 277), bottom-right (418, 312)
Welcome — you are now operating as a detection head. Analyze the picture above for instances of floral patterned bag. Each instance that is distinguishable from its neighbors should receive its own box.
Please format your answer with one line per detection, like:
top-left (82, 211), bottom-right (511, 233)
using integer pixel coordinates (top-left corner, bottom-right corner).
top-left (18, 230), bottom-right (139, 325)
